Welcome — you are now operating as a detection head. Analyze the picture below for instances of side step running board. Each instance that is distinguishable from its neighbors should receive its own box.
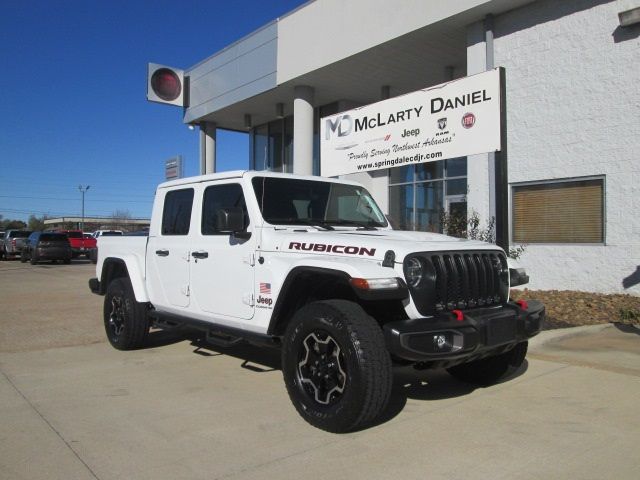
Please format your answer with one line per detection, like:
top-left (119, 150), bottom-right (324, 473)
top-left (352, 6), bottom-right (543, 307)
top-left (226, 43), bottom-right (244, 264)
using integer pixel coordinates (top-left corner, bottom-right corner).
top-left (148, 309), bottom-right (279, 348)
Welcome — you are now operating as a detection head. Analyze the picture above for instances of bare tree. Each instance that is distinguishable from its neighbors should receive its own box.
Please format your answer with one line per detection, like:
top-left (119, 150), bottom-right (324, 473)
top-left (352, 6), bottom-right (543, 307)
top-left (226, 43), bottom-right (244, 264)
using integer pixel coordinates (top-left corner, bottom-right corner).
top-left (111, 209), bottom-right (132, 232)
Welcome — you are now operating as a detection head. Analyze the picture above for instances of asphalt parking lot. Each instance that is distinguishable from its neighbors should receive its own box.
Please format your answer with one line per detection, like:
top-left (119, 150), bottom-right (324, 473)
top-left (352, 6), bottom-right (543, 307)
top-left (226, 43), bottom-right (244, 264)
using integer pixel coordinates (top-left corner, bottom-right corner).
top-left (1, 260), bottom-right (639, 480)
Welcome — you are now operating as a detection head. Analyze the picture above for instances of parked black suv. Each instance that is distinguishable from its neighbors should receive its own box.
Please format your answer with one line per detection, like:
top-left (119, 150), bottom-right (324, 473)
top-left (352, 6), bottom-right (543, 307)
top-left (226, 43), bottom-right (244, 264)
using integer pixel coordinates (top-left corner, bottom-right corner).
top-left (21, 232), bottom-right (72, 265)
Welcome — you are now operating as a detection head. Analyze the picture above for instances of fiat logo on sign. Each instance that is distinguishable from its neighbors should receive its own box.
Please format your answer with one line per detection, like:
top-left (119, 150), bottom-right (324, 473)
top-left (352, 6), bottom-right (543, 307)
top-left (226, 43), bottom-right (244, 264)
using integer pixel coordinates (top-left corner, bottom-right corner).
top-left (461, 112), bottom-right (476, 129)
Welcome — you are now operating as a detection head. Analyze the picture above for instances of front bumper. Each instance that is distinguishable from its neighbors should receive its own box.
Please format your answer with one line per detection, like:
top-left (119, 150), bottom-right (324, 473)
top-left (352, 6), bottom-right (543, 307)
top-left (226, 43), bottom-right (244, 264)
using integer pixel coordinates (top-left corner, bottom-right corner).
top-left (384, 300), bottom-right (544, 364)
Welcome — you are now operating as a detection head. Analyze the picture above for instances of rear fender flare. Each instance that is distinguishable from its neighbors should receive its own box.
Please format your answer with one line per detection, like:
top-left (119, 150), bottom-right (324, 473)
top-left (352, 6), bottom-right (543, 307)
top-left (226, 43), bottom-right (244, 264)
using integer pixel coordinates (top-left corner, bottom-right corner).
top-left (101, 256), bottom-right (149, 303)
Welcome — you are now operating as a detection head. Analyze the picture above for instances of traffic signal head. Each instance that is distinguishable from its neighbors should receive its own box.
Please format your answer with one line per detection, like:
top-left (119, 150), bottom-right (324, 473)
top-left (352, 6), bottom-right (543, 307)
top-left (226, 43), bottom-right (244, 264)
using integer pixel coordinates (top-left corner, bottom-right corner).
top-left (147, 63), bottom-right (185, 107)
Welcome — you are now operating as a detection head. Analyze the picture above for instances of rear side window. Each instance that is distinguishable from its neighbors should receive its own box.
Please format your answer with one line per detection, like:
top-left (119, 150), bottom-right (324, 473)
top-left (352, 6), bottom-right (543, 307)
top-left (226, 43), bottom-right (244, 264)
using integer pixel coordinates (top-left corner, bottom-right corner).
top-left (162, 188), bottom-right (194, 235)
top-left (201, 184), bottom-right (248, 235)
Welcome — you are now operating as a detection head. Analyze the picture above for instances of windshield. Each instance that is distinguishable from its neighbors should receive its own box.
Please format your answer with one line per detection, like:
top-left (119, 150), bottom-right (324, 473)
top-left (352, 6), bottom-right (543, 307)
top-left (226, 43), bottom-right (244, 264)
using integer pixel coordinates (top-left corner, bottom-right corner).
top-left (252, 177), bottom-right (387, 228)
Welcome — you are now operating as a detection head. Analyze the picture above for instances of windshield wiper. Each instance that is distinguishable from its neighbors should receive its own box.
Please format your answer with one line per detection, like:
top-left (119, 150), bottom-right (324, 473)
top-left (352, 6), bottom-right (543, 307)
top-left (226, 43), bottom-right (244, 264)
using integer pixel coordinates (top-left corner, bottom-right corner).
top-left (327, 220), bottom-right (379, 230)
top-left (270, 218), bottom-right (335, 230)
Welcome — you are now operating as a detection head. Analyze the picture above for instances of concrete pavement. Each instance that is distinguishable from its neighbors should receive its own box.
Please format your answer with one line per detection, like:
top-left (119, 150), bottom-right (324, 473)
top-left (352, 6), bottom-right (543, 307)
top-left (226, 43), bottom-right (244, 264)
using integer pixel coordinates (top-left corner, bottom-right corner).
top-left (1, 261), bottom-right (639, 480)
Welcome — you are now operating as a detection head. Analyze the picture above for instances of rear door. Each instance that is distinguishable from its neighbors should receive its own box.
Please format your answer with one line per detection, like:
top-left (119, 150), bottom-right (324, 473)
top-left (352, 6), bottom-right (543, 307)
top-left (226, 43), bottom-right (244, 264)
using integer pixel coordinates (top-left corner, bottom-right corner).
top-left (146, 188), bottom-right (194, 308)
top-left (189, 181), bottom-right (255, 321)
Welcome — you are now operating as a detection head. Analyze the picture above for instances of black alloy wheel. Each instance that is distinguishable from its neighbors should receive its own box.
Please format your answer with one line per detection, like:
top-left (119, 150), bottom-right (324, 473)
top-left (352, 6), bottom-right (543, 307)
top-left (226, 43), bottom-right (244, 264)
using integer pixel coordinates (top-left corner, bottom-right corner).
top-left (297, 331), bottom-right (347, 406)
top-left (103, 277), bottom-right (150, 350)
top-left (282, 300), bottom-right (392, 433)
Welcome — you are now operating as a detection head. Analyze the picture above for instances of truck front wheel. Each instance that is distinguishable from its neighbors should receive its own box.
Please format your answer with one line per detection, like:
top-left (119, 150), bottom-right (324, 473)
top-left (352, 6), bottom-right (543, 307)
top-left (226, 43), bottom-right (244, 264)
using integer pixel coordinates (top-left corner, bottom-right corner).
top-left (282, 300), bottom-right (392, 433)
top-left (103, 277), bottom-right (150, 350)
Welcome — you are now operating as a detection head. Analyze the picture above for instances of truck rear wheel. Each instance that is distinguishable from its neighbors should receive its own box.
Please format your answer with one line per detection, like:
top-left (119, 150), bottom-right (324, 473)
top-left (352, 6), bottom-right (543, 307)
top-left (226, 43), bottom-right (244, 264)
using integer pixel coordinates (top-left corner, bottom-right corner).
top-left (447, 341), bottom-right (528, 386)
top-left (103, 277), bottom-right (150, 350)
top-left (282, 300), bottom-right (392, 433)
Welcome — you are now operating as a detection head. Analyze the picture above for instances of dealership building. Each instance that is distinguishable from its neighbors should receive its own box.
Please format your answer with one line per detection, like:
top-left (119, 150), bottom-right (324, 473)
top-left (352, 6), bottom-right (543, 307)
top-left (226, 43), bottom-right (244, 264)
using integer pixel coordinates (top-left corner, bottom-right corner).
top-left (152, 0), bottom-right (639, 294)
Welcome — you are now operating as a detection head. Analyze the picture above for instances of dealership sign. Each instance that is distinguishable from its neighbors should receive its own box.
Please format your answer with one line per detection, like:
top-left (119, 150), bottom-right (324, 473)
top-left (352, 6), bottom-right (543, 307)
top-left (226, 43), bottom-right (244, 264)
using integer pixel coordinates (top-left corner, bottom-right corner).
top-left (165, 155), bottom-right (183, 180)
top-left (320, 68), bottom-right (502, 177)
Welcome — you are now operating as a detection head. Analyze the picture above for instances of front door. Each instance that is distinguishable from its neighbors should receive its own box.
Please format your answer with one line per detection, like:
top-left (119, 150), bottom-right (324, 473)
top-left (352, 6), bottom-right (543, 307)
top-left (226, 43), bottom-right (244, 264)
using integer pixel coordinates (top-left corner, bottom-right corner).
top-left (189, 181), bottom-right (255, 321)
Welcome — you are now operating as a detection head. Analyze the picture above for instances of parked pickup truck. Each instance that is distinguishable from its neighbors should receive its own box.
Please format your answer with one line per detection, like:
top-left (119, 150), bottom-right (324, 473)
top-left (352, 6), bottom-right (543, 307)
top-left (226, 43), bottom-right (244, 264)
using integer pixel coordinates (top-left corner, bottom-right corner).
top-left (89, 171), bottom-right (543, 432)
top-left (2, 230), bottom-right (32, 260)
top-left (59, 230), bottom-right (96, 258)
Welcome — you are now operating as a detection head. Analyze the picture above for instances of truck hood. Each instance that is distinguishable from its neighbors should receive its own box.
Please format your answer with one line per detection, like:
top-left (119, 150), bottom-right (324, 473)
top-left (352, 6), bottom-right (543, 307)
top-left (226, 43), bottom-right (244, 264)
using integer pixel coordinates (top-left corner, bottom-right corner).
top-left (261, 227), bottom-right (502, 262)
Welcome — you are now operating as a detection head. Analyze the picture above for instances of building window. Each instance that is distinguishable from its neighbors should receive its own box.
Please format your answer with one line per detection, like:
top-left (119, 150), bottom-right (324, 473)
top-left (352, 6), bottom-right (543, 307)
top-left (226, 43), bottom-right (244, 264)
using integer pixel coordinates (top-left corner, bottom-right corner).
top-left (512, 177), bottom-right (605, 244)
top-left (250, 119), bottom-right (293, 173)
top-left (388, 158), bottom-right (467, 232)
top-left (250, 102), bottom-right (340, 175)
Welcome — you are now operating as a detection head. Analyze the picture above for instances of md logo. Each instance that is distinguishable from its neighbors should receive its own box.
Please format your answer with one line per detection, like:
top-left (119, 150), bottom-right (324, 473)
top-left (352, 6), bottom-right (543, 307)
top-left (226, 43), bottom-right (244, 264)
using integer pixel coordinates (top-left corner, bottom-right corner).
top-left (325, 114), bottom-right (353, 140)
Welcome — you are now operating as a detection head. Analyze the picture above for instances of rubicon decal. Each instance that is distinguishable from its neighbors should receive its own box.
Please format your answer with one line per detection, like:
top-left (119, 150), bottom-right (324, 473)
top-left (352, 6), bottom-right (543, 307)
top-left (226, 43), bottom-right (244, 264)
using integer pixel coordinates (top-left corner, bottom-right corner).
top-left (289, 242), bottom-right (376, 257)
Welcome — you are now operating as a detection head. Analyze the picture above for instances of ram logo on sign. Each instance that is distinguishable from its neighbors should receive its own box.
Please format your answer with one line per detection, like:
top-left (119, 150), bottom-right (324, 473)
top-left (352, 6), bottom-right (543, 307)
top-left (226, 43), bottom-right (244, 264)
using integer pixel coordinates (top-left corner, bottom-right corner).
top-left (320, 68), bottom-right (503, 177)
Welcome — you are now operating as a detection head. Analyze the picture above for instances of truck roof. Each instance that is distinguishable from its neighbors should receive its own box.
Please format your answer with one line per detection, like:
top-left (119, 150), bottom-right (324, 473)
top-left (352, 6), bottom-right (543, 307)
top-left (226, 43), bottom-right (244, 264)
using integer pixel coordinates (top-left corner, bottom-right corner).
top-left (157, 170), bottom-right (363, 190)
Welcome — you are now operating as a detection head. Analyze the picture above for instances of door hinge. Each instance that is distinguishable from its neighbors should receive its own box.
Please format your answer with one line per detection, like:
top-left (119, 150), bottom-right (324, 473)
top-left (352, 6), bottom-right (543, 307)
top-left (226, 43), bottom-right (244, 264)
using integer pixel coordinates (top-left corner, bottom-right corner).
top-left (243, 253), bottom-right (256, 266)
top-left (181, 285), bottom-right (190, 297)
top-left (242, 292), bottom-right (254, 306)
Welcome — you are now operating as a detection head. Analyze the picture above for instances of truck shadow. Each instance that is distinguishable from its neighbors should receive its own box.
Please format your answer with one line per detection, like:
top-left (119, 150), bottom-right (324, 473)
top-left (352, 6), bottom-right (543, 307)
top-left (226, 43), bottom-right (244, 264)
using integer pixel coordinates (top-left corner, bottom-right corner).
top-left (165, 332), bottom-right (530, 429)
top-left (370, 361), bottom-right (529, 429)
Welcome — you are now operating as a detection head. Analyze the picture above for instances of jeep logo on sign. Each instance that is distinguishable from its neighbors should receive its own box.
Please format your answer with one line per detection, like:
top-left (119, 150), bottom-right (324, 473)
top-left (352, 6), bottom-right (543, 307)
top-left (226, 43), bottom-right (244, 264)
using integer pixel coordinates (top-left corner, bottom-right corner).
top-left (325, 115), bottom-right (353, 140)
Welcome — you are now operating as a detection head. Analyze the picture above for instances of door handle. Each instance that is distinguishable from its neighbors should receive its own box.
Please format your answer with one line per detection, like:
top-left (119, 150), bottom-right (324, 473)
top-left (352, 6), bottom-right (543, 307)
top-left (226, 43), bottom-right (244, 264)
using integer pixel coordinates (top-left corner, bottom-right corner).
top-left (155, 249), bottom-right (169, 257)
top-left (192, 251), bottom-right (209, 259)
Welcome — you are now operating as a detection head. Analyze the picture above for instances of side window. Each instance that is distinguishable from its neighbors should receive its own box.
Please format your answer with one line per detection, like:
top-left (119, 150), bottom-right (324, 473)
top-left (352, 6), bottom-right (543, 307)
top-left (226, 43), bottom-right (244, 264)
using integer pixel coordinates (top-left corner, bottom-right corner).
top-left (202, 184), bottom-right (248, 235)
top-left (161, 188), bottom-right (194, 235)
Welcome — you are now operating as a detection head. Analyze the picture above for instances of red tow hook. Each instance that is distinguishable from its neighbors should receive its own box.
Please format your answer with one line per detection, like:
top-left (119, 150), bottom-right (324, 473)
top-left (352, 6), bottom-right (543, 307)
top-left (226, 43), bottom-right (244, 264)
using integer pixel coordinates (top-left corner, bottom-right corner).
top-left (452, 309), bottom-right (464, 322)
top-left (516, 299), bottom-right (528, 310)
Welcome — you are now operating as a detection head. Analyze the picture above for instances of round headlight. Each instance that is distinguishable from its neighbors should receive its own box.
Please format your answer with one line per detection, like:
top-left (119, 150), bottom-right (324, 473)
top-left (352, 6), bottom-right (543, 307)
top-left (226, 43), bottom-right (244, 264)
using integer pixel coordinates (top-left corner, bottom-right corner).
top-left (405, 257), bottom-right (424, 287)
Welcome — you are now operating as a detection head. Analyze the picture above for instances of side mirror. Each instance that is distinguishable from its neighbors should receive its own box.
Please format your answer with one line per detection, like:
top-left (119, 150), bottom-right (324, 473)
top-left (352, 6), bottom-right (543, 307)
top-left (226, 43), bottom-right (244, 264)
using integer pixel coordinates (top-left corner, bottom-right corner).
top-left (216, 207), bottom-right (250, 239)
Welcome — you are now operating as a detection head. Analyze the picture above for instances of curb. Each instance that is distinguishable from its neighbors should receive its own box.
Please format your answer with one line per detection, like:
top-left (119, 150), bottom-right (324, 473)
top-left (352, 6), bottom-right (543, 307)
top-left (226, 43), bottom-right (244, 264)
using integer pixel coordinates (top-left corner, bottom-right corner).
top-left (528, 323), bottom-right (612, 350)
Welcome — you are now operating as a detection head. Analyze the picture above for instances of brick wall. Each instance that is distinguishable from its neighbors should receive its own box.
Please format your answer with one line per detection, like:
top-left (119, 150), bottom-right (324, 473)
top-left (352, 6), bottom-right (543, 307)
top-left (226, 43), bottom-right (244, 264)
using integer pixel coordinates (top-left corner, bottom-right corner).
top-left (494, 0), bottom-right (639, 293)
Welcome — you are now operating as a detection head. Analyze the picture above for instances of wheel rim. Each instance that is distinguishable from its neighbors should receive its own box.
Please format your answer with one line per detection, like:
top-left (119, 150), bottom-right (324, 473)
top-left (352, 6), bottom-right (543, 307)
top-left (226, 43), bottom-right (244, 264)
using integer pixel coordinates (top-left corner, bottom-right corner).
top-left (297, 331), bottom-right (347, 405)
top-left (108, 295), bottom-right (125, 338)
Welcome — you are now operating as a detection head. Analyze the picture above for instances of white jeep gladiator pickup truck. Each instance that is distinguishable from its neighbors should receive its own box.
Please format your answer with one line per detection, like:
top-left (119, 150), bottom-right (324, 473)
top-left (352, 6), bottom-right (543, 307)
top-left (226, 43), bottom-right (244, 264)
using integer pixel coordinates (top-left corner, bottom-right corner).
top-left (89, 170), bottom-right (543, 432)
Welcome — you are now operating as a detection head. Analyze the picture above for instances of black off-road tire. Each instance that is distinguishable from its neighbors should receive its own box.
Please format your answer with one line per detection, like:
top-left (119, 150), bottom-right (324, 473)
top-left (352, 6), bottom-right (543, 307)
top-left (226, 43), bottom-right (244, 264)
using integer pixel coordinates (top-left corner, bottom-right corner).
top-left (30, 253), bottom-right (38, 265)
top-left (447, 341), bottom-right (528, 386)
top-left (20, 252), bottom-right (27, 263)
top-left (282, 300), bottom-right (392, 433)
top-left (103, 277), bottom-right (150, 350)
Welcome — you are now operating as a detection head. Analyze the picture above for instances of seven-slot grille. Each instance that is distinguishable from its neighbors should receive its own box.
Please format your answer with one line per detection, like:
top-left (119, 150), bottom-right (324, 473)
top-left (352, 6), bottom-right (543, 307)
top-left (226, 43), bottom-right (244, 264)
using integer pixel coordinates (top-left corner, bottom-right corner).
top-left (408, 251), bottom-right (508, 315)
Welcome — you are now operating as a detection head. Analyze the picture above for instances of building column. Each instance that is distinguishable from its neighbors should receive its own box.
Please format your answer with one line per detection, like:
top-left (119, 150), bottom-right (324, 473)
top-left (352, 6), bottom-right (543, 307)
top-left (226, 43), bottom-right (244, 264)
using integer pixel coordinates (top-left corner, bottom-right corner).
top-left (466, 20), bottom-right (493, 228)
top-left (293, 85), bottom-right (314, 176)
top-left (199, 122), bottom-right (216, 174)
